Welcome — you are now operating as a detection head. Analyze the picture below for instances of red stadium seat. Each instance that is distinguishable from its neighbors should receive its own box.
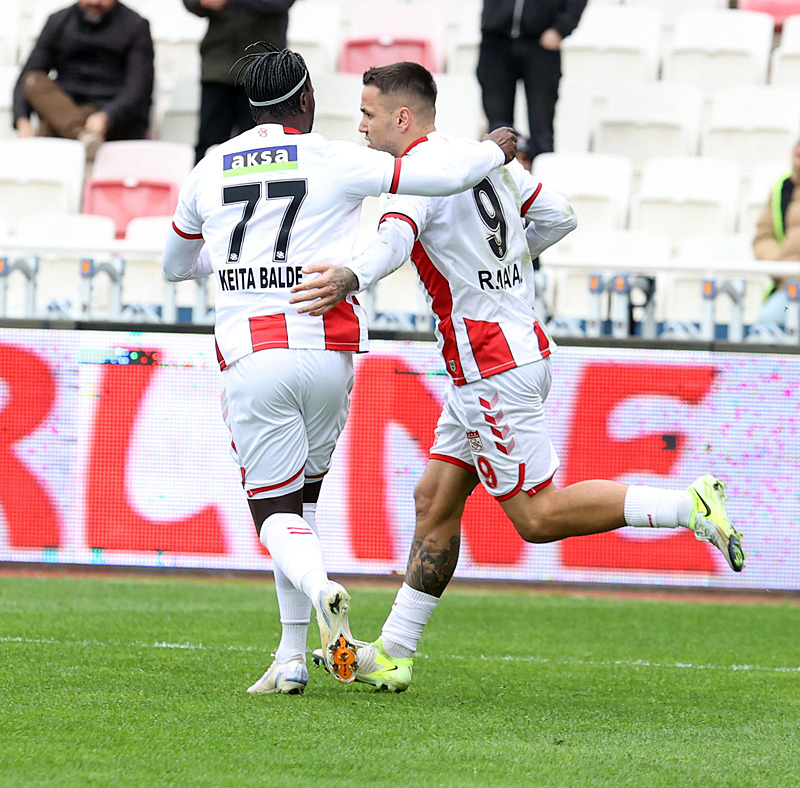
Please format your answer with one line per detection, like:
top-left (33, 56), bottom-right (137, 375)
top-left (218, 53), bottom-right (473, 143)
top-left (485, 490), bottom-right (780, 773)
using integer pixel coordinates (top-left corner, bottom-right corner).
top-left (738, 0), bottom-right (800, 28)
top-left (81, 140), bottom-right (193, 238)
top-left (340, 38), bottom-right (439, 74)
top-left (337, 3), bottom-right (446, 74)
top-left (82, 179), bottom-right (180, 238)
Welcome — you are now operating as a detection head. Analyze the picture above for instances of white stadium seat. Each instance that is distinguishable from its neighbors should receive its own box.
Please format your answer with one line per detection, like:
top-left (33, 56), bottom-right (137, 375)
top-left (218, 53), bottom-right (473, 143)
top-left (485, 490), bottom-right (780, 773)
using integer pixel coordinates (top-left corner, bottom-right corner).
top-left (632, 156), bottom-right (742, 249)
top-left (0, 138), bottom-right (85, 222)
top-left (561, 6), bottom-right (663, 90)
top-left (594, 81), bottom-right (703, 171)
top-left (533, 152), bottom-right (634, 233)
top-left (664, 10), bottom-right (775, 93)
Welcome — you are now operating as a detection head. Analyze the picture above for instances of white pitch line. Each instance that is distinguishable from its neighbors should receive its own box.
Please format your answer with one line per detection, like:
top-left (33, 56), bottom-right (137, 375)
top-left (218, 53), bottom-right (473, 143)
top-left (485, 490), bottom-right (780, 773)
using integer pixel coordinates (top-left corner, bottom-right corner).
top-left (2, 635), bottom-right (799, 674)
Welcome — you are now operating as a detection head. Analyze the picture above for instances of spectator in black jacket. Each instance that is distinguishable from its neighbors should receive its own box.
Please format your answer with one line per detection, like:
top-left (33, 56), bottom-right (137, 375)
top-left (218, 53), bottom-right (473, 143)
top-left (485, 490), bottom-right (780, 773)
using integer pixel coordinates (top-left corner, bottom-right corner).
top-left (13, 0), bottom-right (154, 158)
top-left (478, 0), bottom-right (587, 161)
top-left (183, 0), bottom-right (296, 162)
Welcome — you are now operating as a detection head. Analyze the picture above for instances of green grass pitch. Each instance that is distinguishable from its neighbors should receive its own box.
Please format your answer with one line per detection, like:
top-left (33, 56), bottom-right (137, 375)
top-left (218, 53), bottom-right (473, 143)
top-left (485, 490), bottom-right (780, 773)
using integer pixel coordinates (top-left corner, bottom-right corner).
top-left (2, 573), bottom-right (799, 787)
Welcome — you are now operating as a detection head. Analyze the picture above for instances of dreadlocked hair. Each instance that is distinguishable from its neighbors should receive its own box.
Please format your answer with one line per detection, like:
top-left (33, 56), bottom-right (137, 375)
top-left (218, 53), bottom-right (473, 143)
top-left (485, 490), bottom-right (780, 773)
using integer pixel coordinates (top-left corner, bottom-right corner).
top-left (233, 42), bottom-right (309, 123)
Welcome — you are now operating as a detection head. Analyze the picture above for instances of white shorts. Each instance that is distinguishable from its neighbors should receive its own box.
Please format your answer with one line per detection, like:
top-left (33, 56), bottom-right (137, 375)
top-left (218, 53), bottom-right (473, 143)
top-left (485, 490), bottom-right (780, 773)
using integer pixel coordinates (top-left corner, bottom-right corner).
top-left (221, 348), bottom-right (354, 499)
top-left (430, 358), bottom-right (560, 501)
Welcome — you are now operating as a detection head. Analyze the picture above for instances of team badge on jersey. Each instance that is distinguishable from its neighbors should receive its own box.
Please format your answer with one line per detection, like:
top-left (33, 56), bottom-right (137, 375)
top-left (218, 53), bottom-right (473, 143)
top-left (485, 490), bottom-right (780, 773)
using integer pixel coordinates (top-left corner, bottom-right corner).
top-left (466, 430), bottom-right (484, 452)
top-left (223, 146), bottom-right (298, 177)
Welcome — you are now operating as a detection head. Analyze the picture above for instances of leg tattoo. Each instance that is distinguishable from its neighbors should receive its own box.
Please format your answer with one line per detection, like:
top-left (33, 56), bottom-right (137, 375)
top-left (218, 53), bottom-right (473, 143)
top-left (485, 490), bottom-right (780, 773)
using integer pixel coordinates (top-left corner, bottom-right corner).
top-left (405, 535), bottom-right (460, 597)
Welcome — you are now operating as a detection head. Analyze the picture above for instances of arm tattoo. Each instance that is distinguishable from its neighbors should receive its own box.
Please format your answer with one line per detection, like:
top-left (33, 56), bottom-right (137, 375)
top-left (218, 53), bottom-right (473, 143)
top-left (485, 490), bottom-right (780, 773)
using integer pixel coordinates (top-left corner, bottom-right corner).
top-left (405, 535), bottom-right (460, 597)
top-left (331, 267), bottom-right (359, 300)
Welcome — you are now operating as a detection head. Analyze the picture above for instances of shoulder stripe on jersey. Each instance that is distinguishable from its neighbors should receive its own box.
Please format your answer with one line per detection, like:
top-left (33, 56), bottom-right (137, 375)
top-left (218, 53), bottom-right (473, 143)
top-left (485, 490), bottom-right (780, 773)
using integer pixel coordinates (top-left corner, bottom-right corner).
top-left (250, 314), bottom-right (289, 352)
top-left (323, 300), bottom-right (362, 351)
top-left (520, 183), bottom-right (543, 216)
top-left (464, 318), bottom-right (517, 379)
top-left (496, 463), bottom-right (526, 502)
top-left (411, 241), bottom-right (465, 382)
top-left (246, 465), bottom-right (305, 498)
top-left (380, 211), bottom-right (418, 238)
top-left (172, 222), bottom-right (203, 240)
top-left (389, 158), bottom-right (402, 194)
top-left (429, 453), bottom-right (477, 474)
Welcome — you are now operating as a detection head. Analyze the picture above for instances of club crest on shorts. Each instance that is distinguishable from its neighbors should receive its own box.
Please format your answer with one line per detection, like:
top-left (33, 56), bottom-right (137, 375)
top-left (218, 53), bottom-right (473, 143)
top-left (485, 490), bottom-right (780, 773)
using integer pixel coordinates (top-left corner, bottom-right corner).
top-left (466, 430), bottom-right (484, 452)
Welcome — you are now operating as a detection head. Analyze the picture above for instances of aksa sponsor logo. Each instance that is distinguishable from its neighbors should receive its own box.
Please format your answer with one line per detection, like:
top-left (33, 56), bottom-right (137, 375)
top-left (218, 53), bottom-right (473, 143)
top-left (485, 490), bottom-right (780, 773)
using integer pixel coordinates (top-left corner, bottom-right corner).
top-left (223, 146), bottom-right (298, 176)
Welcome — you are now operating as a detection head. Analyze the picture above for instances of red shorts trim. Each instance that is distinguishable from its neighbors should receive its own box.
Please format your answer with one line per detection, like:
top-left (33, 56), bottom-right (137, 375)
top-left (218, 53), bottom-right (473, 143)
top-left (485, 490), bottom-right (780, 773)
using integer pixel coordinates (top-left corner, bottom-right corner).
top-left (495, 463), bottom-right (526, 502)
top-left (246, 465), bottom-right (305, 498)
top-left (429, 453), bottom-right (477, 474)
top-left (526, 475), bottom-right (554, 496)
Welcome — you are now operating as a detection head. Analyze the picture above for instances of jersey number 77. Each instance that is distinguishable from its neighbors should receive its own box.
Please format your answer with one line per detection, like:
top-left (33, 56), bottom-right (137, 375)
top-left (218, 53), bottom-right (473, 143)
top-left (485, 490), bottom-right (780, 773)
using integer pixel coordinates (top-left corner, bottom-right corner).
top-left (222, 179), bottom-right (308, 264)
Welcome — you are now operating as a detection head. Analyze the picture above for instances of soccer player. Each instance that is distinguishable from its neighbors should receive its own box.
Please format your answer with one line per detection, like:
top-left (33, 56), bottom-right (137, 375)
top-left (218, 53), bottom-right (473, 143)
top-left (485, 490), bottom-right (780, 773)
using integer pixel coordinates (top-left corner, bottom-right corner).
top-left (291, 61), bottom-right (746, 693)
top-left (161, 45), bottom-right (517, 695)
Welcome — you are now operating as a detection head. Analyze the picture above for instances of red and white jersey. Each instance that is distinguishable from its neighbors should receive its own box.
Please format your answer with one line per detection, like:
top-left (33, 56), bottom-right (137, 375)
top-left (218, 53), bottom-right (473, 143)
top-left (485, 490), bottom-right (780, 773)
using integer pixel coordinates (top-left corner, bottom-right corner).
top-left (169, 124), bottom-right (504, 369)
top-left (370, 132), bottom-right (576, 386)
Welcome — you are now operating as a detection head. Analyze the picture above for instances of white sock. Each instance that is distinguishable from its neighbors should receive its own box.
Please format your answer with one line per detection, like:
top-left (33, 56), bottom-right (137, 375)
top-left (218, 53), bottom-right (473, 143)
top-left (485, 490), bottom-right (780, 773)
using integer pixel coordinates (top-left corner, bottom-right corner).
top-left (272, 503), bottom-right (321, 662)
top-left (381, 582), bottom-right (439, 658)
top-left (624, 485), bottom-right (694, 528)
top-left (273, 566), bottom-right (311, 662)
top-left (261, 512), bottom-right (328, 604)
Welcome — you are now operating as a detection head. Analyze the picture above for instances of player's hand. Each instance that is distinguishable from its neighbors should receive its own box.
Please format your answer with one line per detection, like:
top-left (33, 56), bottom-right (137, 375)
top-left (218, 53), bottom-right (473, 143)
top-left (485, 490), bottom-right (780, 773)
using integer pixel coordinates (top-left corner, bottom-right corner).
top-left (290, 263), bottom-right (359, 316)
top-left (485, 126), bottom-right (517, 164)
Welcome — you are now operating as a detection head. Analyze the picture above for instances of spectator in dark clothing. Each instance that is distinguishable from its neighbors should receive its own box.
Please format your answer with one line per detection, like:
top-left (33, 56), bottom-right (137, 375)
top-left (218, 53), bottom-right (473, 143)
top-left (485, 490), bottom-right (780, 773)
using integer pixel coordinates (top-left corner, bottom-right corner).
top-left (13, 0), bottom-right (154, 158)
top-left (478, 0), bottom-right (587, 161)
top-left (183, 0), bottom-right (296, 162)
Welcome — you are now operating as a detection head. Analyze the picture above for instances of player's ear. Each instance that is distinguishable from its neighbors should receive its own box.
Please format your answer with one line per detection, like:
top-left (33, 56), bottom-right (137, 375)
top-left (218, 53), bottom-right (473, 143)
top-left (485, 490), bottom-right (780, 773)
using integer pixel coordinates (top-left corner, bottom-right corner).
top-left (396, 106), bottom-right (411, 130)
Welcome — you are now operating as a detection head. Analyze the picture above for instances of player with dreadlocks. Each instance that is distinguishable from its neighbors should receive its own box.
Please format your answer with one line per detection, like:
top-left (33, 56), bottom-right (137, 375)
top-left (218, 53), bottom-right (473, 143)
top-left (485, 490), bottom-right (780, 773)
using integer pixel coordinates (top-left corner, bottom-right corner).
top-left (162, 44), bottom-right (517, 695)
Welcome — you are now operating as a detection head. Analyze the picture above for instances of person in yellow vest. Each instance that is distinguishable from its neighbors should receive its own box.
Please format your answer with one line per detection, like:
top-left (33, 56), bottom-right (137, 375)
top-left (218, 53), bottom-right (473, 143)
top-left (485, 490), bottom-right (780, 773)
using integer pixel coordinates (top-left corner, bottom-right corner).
top-left (753, 138), bottom-right (800, 326)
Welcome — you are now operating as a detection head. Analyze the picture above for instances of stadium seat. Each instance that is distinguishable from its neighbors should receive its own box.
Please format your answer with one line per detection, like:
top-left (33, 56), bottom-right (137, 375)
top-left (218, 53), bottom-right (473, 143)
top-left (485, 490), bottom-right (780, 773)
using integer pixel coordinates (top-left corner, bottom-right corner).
top-left (446, 0), bottom-right (482, 75)
top-left (148, 5), bottom-right (206, 93)
top-left (561, 6), bottom-right (662, 91)
top-left (0, 138), bottom-right (85, 223)
top-left (339, 3), bottom-right (447, 74)
top-left (738, 0), bottom-right (800, 28)
top-left (0, 67), bottom-right (18, 141)
top-left (310, 72), bottom-right (365, 144)
top-left (1, 0), bottom-right (21, 66)
top-left (701, 86), bottom-right (800, 177)
top-left (769, 14), bottom-right (800, 86)
top-left (532, 152), bottom-right (634, 233)
top-left (664, 10), bottom-right (775, 93)
top-left (157, 77), bottom-right (200, 147)
top-left (433, 74), bottom-right (485, 140)
top-left (670, 232), bottom-right (768, 325)
top-left (624, 0), bottom-right (728, 30)
top-left (632, 156), bottom-right (742, 249)
top-left (541, 229), bottom-right (672, 323)
top-left (82, 140), bottom-right (194, 238)
top-left (594, 81), bottom-right (703, 171)
top-left (739, 159), bottom-right (789, 235)
top-left (11, 212), bottom-right (117, 317)
top-left (553, 78), bottom-right (594, 154)
top-left (287, 1), bottom-right (344, 75)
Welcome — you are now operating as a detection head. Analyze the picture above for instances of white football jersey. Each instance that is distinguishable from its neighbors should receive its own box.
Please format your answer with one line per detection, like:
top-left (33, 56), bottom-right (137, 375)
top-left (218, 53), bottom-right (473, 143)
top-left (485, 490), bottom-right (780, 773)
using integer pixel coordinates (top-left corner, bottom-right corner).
top-left (375, 133), bottom-right (572, 385)
top-left (170, 124), bottom-right (504, 369)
